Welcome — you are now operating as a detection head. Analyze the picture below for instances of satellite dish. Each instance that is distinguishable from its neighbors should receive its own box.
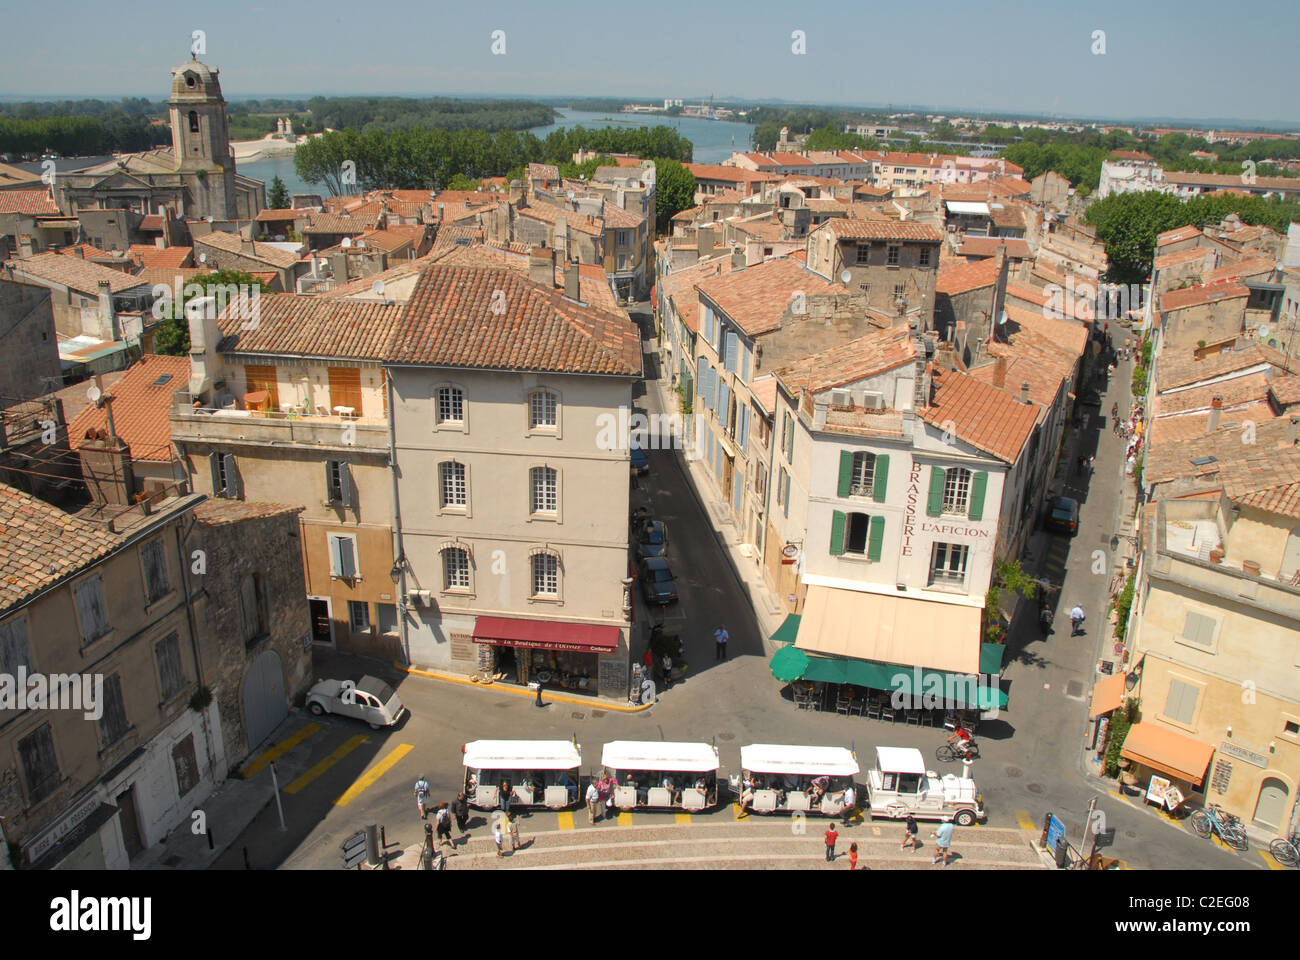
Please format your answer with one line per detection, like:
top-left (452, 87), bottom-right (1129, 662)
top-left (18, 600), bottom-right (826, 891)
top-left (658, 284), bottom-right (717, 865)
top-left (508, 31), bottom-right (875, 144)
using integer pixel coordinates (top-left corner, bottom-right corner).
top-left (566, 190), bottom-right (575, 201)
top-left (840, 269), bottom-right (852, 284)
top-left (206, 216), bottom-right (213, 223)
top-left (199, 252), bottom-right (207, 263)
top-left (86, 384), bottom-right (102, 404)
top-left (1258, 325), bottom-right (1271, 339)
top-left (372, 279), bottom-right (385, 296)
top-left (341, 236), bottom-right (352, 248)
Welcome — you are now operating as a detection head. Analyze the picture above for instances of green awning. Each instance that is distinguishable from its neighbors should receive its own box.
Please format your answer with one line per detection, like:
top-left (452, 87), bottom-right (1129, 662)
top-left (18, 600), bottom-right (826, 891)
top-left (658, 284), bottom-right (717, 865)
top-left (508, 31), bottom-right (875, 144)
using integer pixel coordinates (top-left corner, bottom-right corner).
top-left (770, 613), bottom-right (802, 646)
top-left (979, 642), bottom-right (1005, 676)
top-left (769, 644), bottom-right (810, 682)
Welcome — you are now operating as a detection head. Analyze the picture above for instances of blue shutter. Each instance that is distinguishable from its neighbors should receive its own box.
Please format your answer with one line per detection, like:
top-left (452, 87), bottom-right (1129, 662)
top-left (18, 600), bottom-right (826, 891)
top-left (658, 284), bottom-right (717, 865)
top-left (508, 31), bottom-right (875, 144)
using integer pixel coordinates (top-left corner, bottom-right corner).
top-left (718, 379), bottom-right (730, 431)
top-left (739, 404), bottom-right (749, 453)
top-left (740, 343), bottom-right (751, 384)
top-left (732, 474), bottom-right (744, 514)
top-left (724, 331), bottom-right (738, 373)
top-left (702, 364), bottom-right (715, 410)
top-left (703, 307), bottom-right (714, 346)
top-left (696, 357), bottom-right (707, 408)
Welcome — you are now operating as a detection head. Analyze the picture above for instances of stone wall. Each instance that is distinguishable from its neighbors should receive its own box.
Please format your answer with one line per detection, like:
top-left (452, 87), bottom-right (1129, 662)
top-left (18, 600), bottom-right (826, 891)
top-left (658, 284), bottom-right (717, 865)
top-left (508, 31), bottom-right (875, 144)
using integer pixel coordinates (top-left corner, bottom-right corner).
top-left (0, 280), bottom-right (61, 402)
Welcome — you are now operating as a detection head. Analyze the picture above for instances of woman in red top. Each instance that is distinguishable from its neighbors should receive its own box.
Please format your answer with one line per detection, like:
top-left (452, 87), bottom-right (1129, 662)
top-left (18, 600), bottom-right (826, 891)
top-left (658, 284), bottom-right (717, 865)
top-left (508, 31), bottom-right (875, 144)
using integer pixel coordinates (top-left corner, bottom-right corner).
top-left (849, 842), bottom-right (859, 870)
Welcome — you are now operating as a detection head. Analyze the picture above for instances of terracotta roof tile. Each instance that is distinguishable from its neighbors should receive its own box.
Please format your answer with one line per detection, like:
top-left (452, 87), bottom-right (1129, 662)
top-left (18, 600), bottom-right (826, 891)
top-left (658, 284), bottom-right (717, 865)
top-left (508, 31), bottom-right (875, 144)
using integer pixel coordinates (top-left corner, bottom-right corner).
top-left (956, 237), bottom-right (1032, 260)
top-left (1161, 280), bottom-right (1249, 312)
top-left (6, 251), bottom-right (150, 294)
top-left (193, 500), bottom-right (304, 526)
top-left (128, 244), bottom-right (193, 269)
top-left (695, 257), bottom-right (840, 337)
top-left (217, 293), bottom-right (403, 360)
top-left (820, 219), bottom-right (944, 242)
top-left (1158, 344), bottom-right (1288, 390)
top-left (775, 326), bottom-right (916, 395)
top-left (1153, 247), bottom-right (1213, 271)
top-left (1202, 256), bottom-right (1277, 284)
top-left (936, 256), bottom-right (1001, 295)
top-left (67, 354), bottom-right (189, 462)
top-left (192, 232), bottom-right (300, 269)
top-left (0, 483), bottom-right (121, 610)
top-left (1269, 376), bottom-right (1300, 407)
top-left (516, 201), bottom-right (603, 237)
top-left (1156, 225), bottom-right (1202, 247)
top-left (303, 213), bottom-right (379, 235)
top-left (920, 368), bottom-right (1038, 463)
top-left (0, 189), bottom-right (60, 215)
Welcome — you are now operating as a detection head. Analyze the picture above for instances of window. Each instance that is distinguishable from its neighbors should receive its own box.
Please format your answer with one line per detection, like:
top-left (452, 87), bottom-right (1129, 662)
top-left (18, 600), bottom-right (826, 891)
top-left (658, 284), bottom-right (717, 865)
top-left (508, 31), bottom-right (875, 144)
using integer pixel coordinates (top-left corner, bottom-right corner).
top-left (326, 460), bottom-right (353, 507)
top-left (856, 244), bottom-right (869, 265)
top-left (173, 734), bottom-right (199, 797)
top-left (348, 601), bottom-right (371, 634)
top-left (209, 452), bottom-right (239, 498)
top-left (155, 632), bottom-right (186, 700)
top-left (329, 534), bottom-right (358, 579)
top-left (1181, 611), bottom-right (1218, 648)
top-left (844, 513), bottom-right (871, 555)
top-left (74, 575), bottom-right (110, 643)
top-left (139, 538), bottom-right (170, 604)
top-left (327, 367), bottom-right (362, 414)
top-left (530, 466), bottom-right (558, 514)
top-left (930, 542), bottom-right (969, 586)
top-left (894, 284), bottom-right (905, 299)
top-left (443, 547), bottom-right (470, 590)
top-left (98, 674), bottom-right (129, 746)
top-left (0, 615), bottom-right (33, 673)
top-left (782, 411), bottom-right (794, 461)
top-left (439, 461), bottom-right (467, 508)
top-left (377, 603), bottom-right (399, 636)
top-left (531, 553), bottom-right (559, 597)
top-left (617, 230), bottom-right (630, 249)
top-left (18, 724), bottom-right (60, 804)
top-left (850, 452), bottom-right (875, 497)
top-left (529, 390), bottom-right (557, 429)
top-left (239, 573), bottom-right (266, 643)
top-left (437, 386), bottom-right (464, 424)
top-left (1164, 678), bottom-right (1199, 725)
top-left (887, 245), bottom-right (900, 265)
top-left (943, 467), bottom-right (972, 514)
top-left (188, 110), bottom-right (199, 133)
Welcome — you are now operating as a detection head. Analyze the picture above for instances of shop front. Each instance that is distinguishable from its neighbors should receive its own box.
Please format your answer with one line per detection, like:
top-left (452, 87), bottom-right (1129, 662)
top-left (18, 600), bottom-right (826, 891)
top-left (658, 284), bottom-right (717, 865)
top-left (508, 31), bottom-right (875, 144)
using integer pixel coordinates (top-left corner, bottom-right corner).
top-left (471, 616), bottom-right (621, 698)
top-left (1119, 722), bottom-right (1215, 814)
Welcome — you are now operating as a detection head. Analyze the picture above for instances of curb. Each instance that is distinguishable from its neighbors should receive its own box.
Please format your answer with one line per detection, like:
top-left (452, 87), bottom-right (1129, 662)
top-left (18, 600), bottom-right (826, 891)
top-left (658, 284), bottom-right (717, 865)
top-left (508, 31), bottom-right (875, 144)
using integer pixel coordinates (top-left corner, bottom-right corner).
top-left (395, 661), bottom-right (656, 713)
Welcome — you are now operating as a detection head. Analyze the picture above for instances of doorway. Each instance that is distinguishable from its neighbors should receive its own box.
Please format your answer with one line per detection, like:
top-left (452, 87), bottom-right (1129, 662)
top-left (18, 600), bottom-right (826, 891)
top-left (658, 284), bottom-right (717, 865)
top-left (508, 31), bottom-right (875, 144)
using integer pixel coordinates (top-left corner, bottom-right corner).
top-left (115, 785), bottom-right (144, 859)
top-left (1253, 776), bottom-right (1289, 829)
top-left (309, 597), bottom-right (334, 645)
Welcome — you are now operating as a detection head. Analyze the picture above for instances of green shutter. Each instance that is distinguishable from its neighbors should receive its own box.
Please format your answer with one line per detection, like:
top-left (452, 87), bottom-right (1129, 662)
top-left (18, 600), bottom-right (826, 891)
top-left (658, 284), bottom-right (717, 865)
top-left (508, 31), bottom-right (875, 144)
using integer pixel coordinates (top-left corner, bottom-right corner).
top-left (872, 454), bottom-right (889, 502)
top-left (837, 450), bottom-right (853, 497)
top-left (968, 471), bottom-right (988, 520)
top-left (867, 515), bottom-right (885, 561)
top-left (830, 510), bottom-right (846, 556)
top-left (927, 467), bottom-right (945, 516)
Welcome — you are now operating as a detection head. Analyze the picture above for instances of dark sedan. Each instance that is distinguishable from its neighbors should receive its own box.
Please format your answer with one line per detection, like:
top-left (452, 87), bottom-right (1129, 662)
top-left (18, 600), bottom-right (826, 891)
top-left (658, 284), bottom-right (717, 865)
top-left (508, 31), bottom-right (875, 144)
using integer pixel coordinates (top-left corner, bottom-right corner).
top-left (639, 556), bottom-right (679, 605)
top-left (636, 520), bottom-right (669, 560)
top-left (1044, 496), bottom-right (1079, 535)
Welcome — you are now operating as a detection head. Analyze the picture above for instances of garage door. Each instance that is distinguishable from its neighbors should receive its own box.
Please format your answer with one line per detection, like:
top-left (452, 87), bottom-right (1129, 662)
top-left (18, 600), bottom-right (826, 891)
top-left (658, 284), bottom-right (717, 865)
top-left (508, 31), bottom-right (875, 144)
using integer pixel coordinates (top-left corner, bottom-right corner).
top-left (242, 649), bottom-right (287, 749)
top-left (1253, 777), bottom-right (1289, 829)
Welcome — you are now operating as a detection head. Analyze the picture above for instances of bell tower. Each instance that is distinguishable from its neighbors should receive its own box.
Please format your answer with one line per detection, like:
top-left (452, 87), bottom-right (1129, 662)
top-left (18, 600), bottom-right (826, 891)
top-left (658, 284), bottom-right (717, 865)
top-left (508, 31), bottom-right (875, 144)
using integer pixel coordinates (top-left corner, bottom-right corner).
top-left (168, 57), bottom-right (236, 219)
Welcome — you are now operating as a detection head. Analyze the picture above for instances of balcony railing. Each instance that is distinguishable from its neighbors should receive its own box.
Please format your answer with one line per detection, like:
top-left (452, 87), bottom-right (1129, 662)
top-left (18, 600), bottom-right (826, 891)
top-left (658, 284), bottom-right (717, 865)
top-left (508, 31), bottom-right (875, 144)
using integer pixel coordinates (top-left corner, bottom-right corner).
top-left (170, 390), bottom-right (389, 450)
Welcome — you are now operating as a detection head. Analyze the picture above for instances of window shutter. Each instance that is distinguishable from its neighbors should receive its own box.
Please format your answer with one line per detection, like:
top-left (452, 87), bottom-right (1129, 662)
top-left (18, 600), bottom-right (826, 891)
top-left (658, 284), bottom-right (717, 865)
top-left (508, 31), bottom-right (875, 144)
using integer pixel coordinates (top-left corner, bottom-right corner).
top-left (209, 451), bottom-right (222, 495)
top-left (704, 308), bottom-right (714, 346)
top-left (696, 357), bottom-right (707, 407)
top-left (703, 365), bottom-right (716, 410)
top-left (740, 343), bottom-right (751, 384)
top-left (927, 466), bottom-right (946, 516)
top-left (325, 460), bottom-right (336, 502)
top-left (739, 404), bottom-right (749, 452)
top-left (724, 331), bottom-right (738, 373)
top-left (340, 539), bottom-right (357, 579)
top-left (223, 454), bottom-right (241, 499)
top-left (837, 450), bottom-right (854, 497)
top-left (339, 462), bottom-right (353, 508)
top-left (873, 454), bottom-right (890, 502)
top-left (968, 470), bottom-right (988, 520)
top-left (782, 472), bottom-right (790, 518)
top-left (239, 574), bottom-right (260, 638)
top-left (75, 578), bottom-right (108, 641)
top-left (829, 510), bottom-right (847, 555)
top-left (867, 515), bottom-right (885, 561)
top-left (719, 380), bottom-right (730, 430)
top-left (0, 616), bottom-right (32, 672)
top-left (329, 536), bottom-right (343, 577)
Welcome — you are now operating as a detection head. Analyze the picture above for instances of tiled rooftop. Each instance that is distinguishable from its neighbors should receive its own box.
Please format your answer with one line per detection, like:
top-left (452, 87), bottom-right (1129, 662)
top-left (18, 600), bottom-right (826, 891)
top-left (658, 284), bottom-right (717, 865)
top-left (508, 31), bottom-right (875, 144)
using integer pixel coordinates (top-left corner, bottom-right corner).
top-left (1161, 280), bottom-right (1249, 312)
top-left (192, 232), bottom-right (301, 269)
top-left (6, 251), bottom-right (150, 294)
top-left (0, 483), bottom-right (121, 610)
top-left (695, 256), bottom-right (840, 337)
top-left (68, 354), bottom-right (190, 462)
top-left (216, 293), bottom-right (403, 360)
top-left (774, 326), bottom-right (915, 396)
top-left (920, 367), bottom-right (1038, 464)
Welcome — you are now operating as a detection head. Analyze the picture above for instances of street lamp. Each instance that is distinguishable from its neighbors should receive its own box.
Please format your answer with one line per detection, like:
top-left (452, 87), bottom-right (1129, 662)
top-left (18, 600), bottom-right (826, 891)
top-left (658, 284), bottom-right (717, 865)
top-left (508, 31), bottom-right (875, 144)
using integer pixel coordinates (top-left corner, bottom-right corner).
top-left (389, 552), bottom-right (406, 585)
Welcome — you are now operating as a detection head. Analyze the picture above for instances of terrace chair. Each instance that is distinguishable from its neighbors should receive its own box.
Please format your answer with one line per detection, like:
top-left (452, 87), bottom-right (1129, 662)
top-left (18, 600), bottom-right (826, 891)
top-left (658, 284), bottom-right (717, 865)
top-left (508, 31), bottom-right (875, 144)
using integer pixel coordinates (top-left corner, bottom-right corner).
top-left (879, 705), bottom-right (896, 722)
top-left (904, 709), bottom-right (920, 725)
top-left (866, 702), bottom-right (882, 720)
top-left (836, 696), bottom-right (852, 716)
top-left (920, 711), bottom-right (935, 727)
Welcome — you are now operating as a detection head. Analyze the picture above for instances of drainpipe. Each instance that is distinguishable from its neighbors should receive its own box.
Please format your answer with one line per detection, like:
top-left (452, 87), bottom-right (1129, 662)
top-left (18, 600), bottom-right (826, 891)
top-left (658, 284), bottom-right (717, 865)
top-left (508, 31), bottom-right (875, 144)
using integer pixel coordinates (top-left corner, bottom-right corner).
top-left (175, 509), bottom-right (220, 785)
top-left (385, 371), bottom-right (410, 665)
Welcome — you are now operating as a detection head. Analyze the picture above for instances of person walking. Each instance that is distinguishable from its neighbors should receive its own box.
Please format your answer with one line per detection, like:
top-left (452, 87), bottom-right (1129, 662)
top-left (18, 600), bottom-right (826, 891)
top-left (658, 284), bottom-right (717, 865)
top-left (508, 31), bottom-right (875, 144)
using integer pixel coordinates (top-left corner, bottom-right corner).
top-left (492, 818), bottom-right (505, 858)
top-left (434, 801), bottom-right (453, 846)
top-left (840, 783), bottom-right (857, 826)
top-left (586, 778), bottom-right (601, 824)
top-left (824, 824), bottom-right (839, 862)
top-left (1087, 455), bottom-right (1095, 474)
top-left (507, 812), bottom-right (521, 851)
top-left (714, 624), bottom-right (729, 660)
top-left (414, 776), bottom-right (430, 820)
top-left (499, 778), bottom-right (513, 818)
top-left (453, 791), bottom-right (470, 833)
top-left (1069, 605), bottom-right (1086, 636)
top-left (849, 842), bottom-right (859, 870)
top-left (901, 814), bottom-right (920, 850)
top-left (932, 821), bottom-right (955, 866)
top-left (661, 652), bottom-right (673, 690)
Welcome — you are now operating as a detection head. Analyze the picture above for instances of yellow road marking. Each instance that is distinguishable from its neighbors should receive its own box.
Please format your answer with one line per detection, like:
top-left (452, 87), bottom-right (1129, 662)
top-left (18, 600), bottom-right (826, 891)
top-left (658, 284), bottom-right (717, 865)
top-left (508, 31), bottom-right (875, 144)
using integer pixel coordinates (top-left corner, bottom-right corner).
top-left (675, 813), bottom-right (692, 824)
top-left (1259, 849), bottom-right (1284, 870)
top-left (618, 812), bottom-right (634, 826)
top-left (284, 734), bottom-right (369, 795)
top-left (557, 811), bottom-right (574, 830)
top-left (733, 803), bottom-right (749, 820)
top-left (1015, 809), bottom-right (1037, 831)
top-left (334, 742), bottom-right (413, 807)
top-left (243, 723), bottom-right (321, 777)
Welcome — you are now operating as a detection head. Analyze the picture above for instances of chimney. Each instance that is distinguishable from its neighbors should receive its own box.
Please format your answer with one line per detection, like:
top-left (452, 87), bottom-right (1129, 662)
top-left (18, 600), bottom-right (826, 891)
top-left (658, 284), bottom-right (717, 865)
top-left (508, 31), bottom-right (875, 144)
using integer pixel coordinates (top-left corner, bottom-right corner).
top-left (814, 397), bottom-right (828, 430)
top-left (240, 239), bottom-right (256, 256)
top-left (96, 280), bottom-right (116, 339)
top-left (186, 296), bottom-right (223, 399)
top-left (697, 225), bottom-right (715, 259)
top-left (529, 246), bottom-right (555, 286)
top-left (78, 428), bottom-right (135, 507)
top-left (1020, 380), bottom-right (1031, 404)
top-left (1208, 395), bottom-right (1223, 433)
top-left (993, 355), bottom-right (1008, 389)
top-left (563, 259), bottom-right (580, 301)
top-left (74, 246), bottom-right (85, 259)
top-left (17, 235), bottom-right (34, 258)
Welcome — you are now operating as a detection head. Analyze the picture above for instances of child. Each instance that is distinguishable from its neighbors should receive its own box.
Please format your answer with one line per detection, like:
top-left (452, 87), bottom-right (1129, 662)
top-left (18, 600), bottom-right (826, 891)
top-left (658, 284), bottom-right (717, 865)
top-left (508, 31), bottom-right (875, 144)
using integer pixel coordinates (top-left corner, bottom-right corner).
top-left (902, 814), bottom-right (919, 850)
top-left (493, 818), bottom-right (505, 858)
top-left (849, 842), bottom-right (859, 870)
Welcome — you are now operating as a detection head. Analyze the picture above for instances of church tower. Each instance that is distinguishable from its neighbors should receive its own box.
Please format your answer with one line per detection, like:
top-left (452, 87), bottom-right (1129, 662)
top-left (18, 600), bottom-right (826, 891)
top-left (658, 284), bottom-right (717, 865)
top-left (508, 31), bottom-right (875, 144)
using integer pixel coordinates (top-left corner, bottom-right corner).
top-left (168, 58), bottom-right (236, 219)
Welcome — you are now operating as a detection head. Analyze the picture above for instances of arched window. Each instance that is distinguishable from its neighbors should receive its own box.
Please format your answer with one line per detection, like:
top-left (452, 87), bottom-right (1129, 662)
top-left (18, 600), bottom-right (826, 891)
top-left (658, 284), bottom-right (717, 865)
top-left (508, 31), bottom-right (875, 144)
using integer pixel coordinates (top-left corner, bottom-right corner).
top-left (943, 467), bottom-right (972, 514)
top-left (441, 546), bottom-right (470, 591)
top-left (530, 552), bottom-right (559, 597)
top-left (188, 110), bottom-right (200, 133)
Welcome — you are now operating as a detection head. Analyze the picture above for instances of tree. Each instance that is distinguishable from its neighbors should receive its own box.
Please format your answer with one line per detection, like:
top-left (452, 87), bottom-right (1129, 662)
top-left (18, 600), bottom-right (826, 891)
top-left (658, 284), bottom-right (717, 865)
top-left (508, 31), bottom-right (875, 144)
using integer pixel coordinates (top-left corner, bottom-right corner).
top-left (653, 158), bottom-right (696, 234)
top-left (152, 270), bottom-right (269, 356)
top-left (267, 175), bottom-right (289, 209)
top-left (444, 173), bottom-right (480, 191)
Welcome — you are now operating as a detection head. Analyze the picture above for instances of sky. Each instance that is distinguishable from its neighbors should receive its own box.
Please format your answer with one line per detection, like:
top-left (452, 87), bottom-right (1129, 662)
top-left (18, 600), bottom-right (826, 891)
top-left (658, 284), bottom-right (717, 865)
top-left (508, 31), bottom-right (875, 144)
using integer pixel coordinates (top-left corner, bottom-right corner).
top-left (1, 0), bottom-right (1296, 126)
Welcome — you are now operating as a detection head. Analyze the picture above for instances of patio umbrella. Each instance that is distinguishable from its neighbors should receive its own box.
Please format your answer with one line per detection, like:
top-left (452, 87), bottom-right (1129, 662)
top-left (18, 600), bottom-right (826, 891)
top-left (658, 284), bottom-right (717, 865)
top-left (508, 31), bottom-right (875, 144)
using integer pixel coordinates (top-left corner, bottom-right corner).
top-left (769, 644), bottom-right (810, 683)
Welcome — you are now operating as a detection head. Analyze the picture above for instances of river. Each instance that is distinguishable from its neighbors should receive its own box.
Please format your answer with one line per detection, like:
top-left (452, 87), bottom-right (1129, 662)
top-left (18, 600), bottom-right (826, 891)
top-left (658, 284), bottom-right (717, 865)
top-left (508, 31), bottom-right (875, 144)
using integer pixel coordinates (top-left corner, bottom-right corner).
top-left (238, 108), bottom-right (754, 200)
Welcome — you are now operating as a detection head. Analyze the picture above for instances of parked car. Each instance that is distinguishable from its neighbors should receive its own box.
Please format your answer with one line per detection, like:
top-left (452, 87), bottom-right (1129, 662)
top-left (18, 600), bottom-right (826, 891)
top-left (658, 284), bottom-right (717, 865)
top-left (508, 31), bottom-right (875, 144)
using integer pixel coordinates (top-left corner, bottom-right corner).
top-left (636, 520), bottom-right (669, 560)
top-left (305, 675), bottom-right (407, 729)
top-left (1044, 496), bottom-right (1079, 535)
top-left (630, 443), bottom-right (649, 475)
top-left (639, 556), bottom-right (679, 605)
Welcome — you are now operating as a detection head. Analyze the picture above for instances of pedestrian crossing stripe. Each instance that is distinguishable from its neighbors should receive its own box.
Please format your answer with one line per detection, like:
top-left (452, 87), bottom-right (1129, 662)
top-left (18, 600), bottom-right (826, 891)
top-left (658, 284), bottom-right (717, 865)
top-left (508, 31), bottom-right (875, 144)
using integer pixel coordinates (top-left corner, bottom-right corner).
top-left (334, 742), bottom-right (413, 807)
top-left (557, 811), bottom-right (574, 831)
top-left (618, 812), bottom-right (634, 826)
top-left (1015, 809), bottom-right (1037, 831)
top-left (733, 803), bottom-right (748, 820)
top-left (284, 734), bottom-right (369, 795)
top-left (676, 813), bottom-right (692, 824)
top-left (242, 722), bottom-right (322, 778)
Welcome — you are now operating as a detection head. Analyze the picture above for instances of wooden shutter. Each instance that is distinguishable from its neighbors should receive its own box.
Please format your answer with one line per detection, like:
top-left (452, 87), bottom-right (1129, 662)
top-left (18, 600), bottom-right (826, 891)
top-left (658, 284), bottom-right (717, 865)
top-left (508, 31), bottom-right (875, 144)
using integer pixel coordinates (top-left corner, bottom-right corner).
top-left (142, 539), bottom-right (169, 603)
top-left (327, 366), bottom-right (363, 413)
top-left (837, 450), bottom-right (854, 497)
top-left (867, 515), bottom-right (885, 561)
top-left (873, 454), bottom-right (889, 502)
top-left (0, 616), bottom-right (32, 672)
top-left (927, 467), bottom-right (946, 516)
top-left (968, 471), bottom-right (988, 520)
top-left (718, 380), bottom-right (730, 430)
top-left (173, 734), bottom-right (200, 796)
top-left (740, 343), bottom-right (750, 383)
top-left (739, 404), bottom-right (749, 452)
top-left (239, 574), bottom-right (260, 639)
top-left (244, 365), bottom-right (279, 410)
top-left (339, 538), bottom-right (357, 579)
top-left (222, 454), bottom-right (241, 499)
top-left (830, 510), bottom-right (847, 555)
top-left (209, 451), bottom-right (222, 495)
top-left (155, 632), bottom-right (185, 699)
top-left (724, 331), bottom-right (738, 373)
top-left (325, 460), bottom-right (337, 502)
top-left (75, 577), bottom-right (108, 641)
top-left (98, 675), bottom-right (128, 744)
top-left (338, 462), bottom-right (353, 508)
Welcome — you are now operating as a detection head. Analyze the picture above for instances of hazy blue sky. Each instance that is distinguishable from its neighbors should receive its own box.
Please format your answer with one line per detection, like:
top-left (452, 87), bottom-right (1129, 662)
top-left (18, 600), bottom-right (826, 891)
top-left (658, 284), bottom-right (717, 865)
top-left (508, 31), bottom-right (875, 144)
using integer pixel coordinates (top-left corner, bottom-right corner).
top-left (1, 0), bottom-right (1295, 125)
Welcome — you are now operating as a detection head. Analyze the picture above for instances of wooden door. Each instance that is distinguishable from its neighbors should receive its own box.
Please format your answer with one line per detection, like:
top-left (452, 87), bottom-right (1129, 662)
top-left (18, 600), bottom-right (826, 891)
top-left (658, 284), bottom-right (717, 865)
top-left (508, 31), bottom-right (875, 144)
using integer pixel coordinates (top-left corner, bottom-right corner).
top-left (327, 367), bottom-right (362, 415)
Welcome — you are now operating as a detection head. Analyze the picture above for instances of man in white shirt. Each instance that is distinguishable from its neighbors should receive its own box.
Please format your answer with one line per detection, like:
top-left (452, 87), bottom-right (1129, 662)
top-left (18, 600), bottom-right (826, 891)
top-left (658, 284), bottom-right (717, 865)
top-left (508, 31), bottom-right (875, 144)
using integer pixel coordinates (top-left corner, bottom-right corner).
top-left (840, 784), bottom-right (857, 825)
top-left (585, 779), bottom-right (601, 824)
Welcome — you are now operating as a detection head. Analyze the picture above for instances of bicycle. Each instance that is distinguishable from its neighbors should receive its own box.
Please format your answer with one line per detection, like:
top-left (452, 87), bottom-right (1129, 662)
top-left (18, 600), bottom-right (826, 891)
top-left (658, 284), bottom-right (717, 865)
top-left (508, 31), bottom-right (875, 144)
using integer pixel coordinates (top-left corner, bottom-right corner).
top-left (936, 738), bottom-right (980, 762)
top-left (1189, 803), bottom-right (1249, 851)
top-left (1269, 829), bottom-right (1299, 868)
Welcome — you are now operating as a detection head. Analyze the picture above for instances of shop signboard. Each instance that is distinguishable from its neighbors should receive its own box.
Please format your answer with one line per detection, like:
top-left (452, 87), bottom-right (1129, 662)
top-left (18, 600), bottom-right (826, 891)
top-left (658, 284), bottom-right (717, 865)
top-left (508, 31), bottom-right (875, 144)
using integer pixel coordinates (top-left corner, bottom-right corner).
top-left (1044, 813), bottom-right (1067, 855)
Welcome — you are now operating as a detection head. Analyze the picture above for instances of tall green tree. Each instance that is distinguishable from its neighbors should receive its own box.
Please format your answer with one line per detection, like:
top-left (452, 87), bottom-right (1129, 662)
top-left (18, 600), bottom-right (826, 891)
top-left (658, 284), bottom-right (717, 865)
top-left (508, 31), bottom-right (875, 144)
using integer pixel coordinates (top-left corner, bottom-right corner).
top-left (267, 175), bottom-right (289, 209)
top-left (653, 158), bottom-right (696, 233)
top-left (152, 270), bottom-right (269, 356)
